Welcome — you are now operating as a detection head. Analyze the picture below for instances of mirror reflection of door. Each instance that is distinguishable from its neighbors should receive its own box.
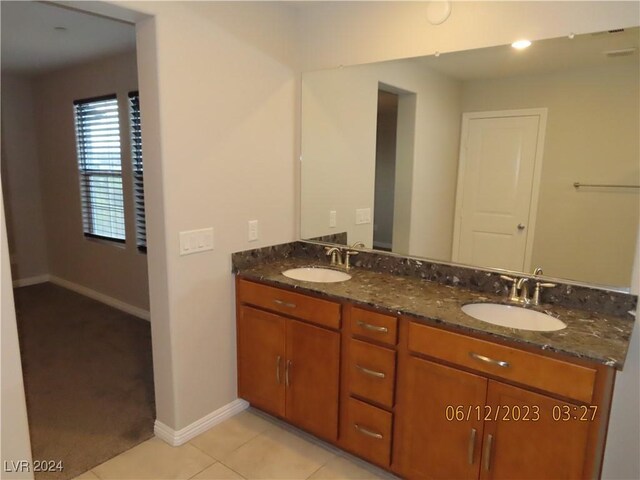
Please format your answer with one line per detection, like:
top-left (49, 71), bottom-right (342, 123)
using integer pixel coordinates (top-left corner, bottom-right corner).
top-left (373, 90), bottom-right (398, 251)
top-left (452, 109), bottom-right (547, 272)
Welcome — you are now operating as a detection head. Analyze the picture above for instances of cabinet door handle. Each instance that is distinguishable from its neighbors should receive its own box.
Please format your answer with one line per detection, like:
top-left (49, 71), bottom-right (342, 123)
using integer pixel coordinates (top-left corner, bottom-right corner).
top-left (469, 352), bottom-right (510, 368)
top-left (356, 320), bottom-right (388, 333)
top-left (285, 360), bottom-right (292, 387)
top-left (483, 434), bottom-right (493, 471)
top-left (467, 428), bottom-right (476, 465)
top-left (275, 355), bottom-right (281, 384)
top-left (354, 424), bottom-right (383, 439)
top-left (355, 364), bottom-right (386, 379)
top-left (274, 299), bottom-right (296, 309)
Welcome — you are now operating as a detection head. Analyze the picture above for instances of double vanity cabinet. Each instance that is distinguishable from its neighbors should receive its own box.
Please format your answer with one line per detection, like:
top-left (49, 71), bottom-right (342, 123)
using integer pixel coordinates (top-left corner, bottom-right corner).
top-left (235, 274), bottom-right (620, 480)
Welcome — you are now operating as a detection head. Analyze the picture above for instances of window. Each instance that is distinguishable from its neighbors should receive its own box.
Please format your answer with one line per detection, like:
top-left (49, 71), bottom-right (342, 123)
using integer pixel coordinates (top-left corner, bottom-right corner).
top-left (128, 91), bottom-right (147, 251)
top-left (74, 95), bottom-right (125, 242)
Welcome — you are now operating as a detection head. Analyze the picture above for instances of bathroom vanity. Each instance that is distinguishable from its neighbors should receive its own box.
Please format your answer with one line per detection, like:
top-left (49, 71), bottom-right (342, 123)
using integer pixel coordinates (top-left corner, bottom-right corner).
top-left (233, 243), bottom-right (635, 480)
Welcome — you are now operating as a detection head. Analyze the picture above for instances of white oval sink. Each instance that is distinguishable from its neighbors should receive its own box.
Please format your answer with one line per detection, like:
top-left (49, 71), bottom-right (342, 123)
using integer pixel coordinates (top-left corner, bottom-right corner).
top-left (461, 303), bottom-right (567, 332)
top-left (282, 267), bottom-right (352, 283)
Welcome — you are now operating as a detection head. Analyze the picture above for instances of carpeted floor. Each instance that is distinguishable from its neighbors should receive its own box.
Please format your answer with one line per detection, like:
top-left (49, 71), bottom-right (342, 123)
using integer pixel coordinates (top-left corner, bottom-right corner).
top-left (13, 283), bottom-right (155, 480)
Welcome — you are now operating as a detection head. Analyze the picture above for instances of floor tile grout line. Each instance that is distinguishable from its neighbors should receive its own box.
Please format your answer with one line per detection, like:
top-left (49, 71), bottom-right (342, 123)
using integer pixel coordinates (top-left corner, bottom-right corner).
top-left (185, 459), bottom-right (219, 480)
top-left (216, 460), bottom-right (248, 479)
top-left (303, 462), bottom-right (326, 480)
top-left (187, 440), bottom-right (223, 463)
top-left (187, 421), bottom-right (275, 464)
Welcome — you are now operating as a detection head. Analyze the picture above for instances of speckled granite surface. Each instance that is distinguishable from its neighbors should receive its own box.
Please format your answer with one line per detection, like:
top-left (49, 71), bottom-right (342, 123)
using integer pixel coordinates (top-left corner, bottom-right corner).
top-left (233, 254), bottom-right (635, 369)
top-left (233, 241), bottom-right (637, 317)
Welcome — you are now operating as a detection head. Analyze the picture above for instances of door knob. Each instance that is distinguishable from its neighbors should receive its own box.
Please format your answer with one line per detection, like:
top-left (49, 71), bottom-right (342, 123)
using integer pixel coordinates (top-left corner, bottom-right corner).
top-left (517, 223), bottom-right (526, 230)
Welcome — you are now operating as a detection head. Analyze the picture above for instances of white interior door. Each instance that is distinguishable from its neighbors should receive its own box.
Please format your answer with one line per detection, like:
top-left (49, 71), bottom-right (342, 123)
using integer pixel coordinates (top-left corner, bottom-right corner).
top-left (452, 110), bottom-right (546, 272)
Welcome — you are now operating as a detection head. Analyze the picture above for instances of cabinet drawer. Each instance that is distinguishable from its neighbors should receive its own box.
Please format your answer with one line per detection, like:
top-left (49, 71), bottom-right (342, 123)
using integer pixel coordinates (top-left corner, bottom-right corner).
top-left (348, 339), bottom-right (396, 408)
top-left (343, 397), bottom-right (392, 467)
top-left (350, 307), bottom-right (397, 346)
top-left (237, 279), bottom-right (340, 329)
top-left (408, 322), bottom-right (597, 403)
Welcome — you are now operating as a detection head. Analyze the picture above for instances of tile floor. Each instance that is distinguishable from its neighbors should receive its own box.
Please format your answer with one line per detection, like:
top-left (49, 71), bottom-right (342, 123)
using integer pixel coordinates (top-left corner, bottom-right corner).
top-left (74, 409), bottom-right (396, 480)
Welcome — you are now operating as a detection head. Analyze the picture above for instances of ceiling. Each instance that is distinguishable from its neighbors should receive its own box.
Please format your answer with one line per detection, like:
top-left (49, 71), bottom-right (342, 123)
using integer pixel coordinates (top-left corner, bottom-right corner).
top-left (417, 27), bottom-right (639, 81)
top-left (1, 1), bottom-right (136, 76)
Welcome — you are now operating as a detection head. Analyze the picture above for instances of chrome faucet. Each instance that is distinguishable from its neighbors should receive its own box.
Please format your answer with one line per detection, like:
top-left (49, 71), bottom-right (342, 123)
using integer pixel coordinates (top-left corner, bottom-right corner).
top-left (325, 245), bottom-right (359, 269)
top-left (325, 247), bottom-right (343, 266)
top-left (501, 274), bottom-right (557, 306)
top-left (500, 275), bottom-right (530, 304)
top-left (350, 241), bottom-right (365, 249)
top-left (516, 277), bottom-right (530, 304)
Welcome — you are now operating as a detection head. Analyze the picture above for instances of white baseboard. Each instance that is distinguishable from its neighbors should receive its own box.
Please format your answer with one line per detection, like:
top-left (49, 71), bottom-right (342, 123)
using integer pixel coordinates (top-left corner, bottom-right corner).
top-left (12, 274), bottom-right (51, 288)
top-left (154, 398), bottom-right (249, 446)
top-left (49, 275), bottom-right (150, 321)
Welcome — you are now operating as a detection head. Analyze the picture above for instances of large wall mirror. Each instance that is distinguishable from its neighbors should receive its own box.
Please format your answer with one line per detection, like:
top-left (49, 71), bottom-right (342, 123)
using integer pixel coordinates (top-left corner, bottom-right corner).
top-left (301, 27), bottom-right (639, 291)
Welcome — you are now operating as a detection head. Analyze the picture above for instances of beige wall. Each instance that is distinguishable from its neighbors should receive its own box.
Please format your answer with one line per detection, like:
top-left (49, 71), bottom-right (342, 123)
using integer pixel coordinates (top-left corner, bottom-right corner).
top-left (127, 1), bottom-right (300, 429)
top-left (1, 193), bottom-right (33, 479)
top-left (1, 75), bottom-right (49, 281)
top-left (301, 60), bottom-right (462, 258)
top-left (462, 64), bottom-right (639, 287)
top-left (33, 51), bottom-right (149, 310)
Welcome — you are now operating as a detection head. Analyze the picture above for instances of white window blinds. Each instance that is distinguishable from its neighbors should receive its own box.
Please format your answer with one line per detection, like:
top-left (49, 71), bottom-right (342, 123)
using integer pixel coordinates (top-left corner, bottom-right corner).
top-left (74, 95), bottom-right (126, 242)
top-left (128, 91), bottom-right (147, 251)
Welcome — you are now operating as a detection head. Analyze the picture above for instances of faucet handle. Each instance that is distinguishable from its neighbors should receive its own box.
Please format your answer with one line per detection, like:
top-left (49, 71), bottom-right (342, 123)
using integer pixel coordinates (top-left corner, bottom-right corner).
top-left (532, 282), bottom-right (557, 306)
top-left (344, 250), bottom-right (359, 269)
top-left (500, 275), bottom-right (519, 301)
top-left (324, 246), bottom-right (343, 266)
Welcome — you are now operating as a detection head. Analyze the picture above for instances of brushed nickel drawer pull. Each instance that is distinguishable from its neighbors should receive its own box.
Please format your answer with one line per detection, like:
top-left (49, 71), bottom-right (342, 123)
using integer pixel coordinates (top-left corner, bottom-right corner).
top-left (356, 320), bottom-right (388, 333)
top-left (355, 364), bottom-right (386, 379)
top-left (354, 424), bottom-right (383, 439)
top-left (285, 360), bottom-right (292, 387)
top-left (469, 352), bottom-right (510, 368)
top-left (468, 428), bottom-right (476, 465)
top-left (483, 434), bottom-right (493, 471)
top-left (275, 355), bottom-right (281, 384)
top-left (274, 299), bottom-right (296, 309)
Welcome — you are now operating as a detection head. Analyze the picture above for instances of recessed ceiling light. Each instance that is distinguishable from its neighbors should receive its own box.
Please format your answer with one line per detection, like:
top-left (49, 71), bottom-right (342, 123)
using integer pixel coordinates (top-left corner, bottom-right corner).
top-left (511, 39), bottom-right (532, 50)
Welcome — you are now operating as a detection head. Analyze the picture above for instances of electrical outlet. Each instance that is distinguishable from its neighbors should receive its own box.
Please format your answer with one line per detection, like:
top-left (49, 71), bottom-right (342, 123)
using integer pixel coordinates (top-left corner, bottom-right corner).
top-left (248, 220), bottom-right (259, 242)
top-left (329, 210), bottom-right (337, 228)
top-left (179, 228), bottom-right (214, 256)
top-left (355, 208), bottom-right (372, 225)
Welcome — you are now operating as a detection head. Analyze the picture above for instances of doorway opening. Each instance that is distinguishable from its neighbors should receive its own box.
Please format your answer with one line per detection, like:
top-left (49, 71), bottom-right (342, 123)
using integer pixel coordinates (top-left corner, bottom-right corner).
top-left (373, 85), bottom-right (417, 255)
top-left (373, 90), bottom-right (399, 251)
top-left (1, 2), bottom-right (155, 478)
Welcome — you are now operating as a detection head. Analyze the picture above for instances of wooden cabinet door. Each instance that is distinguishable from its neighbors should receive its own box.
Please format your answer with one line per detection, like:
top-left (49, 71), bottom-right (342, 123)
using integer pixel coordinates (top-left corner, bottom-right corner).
top-left (285, 319), bottom-right (340, 442)
top-left (395, 356), bottom-right (487, 480)
top-left (481, 381), bottom-right (591, 480)
top-left (237, 306), bottom-right (286, 417)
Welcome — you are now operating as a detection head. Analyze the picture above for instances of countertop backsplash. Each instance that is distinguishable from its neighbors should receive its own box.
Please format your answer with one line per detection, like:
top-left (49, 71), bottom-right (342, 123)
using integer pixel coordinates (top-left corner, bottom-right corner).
top-left (232, 240), bottom-right (637, 318)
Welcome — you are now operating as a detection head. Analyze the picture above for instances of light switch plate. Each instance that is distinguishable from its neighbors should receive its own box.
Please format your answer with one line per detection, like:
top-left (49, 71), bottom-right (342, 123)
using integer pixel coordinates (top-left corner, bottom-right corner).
top-left (329, 210), bottom-right (337, 228)
top-left (355, 208), bottom-right (372, 225)
top-left (179, 228), bottom-right (214, 256)
top-left (248, 220), bottom-right (259, 242)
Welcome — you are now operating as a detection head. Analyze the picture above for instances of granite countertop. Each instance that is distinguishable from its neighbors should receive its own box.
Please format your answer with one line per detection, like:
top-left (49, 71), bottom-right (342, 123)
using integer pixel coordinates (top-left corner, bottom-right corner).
top-left (235, 257), bottom-right (635, 369)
